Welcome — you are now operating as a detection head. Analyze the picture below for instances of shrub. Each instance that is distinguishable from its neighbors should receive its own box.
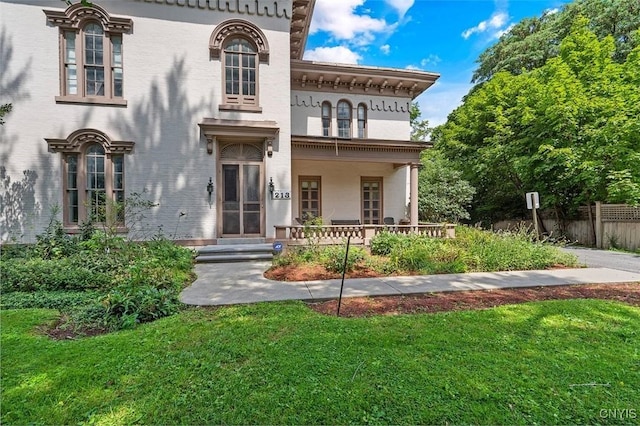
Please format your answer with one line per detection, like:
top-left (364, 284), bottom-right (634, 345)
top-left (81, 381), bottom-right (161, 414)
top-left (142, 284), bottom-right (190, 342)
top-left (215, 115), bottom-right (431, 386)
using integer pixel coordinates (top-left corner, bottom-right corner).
top-left (455, 226), bottom-right (577, 271)
top-left (320, 245), bottom-right (366, 273)
top-left (370, 231), bottom-right (404, 255)
top-left (1, 257), bottom-right (112, 292)
top-left (0, 291), bottom-right (101, 310)
top-left (101, 285), bottom-right (182, 329)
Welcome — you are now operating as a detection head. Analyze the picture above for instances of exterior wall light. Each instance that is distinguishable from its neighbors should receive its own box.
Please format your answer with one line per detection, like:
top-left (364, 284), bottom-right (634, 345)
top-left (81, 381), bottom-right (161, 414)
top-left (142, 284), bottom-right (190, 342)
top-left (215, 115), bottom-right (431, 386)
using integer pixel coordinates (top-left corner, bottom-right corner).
top-left (268, 177), bottom-right (275, 194)
top-left (207, 177), bottom-right (214, 195)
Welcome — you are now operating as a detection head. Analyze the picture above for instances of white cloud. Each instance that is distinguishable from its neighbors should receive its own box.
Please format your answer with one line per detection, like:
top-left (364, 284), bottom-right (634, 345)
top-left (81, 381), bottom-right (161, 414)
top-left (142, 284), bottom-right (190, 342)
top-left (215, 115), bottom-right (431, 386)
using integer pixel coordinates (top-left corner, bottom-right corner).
top-left (380, 44), bottom-right (391, 55)
top-left (405, 54), bottom-right (441, 71)
top-left (304, 46), bottom-right (363, 64)
top-left (545, 7), bottom-right (560, 15)
top-left (421, 54), bottom-right (441, 68)
top-left (385, 0), bottom-right (414, 19)
top-left (415, 81), bottom-right (474, 128)
top-left (310, 0), bottom-right (393, 45)
top-left (461, 12), bottom-right (509, 39)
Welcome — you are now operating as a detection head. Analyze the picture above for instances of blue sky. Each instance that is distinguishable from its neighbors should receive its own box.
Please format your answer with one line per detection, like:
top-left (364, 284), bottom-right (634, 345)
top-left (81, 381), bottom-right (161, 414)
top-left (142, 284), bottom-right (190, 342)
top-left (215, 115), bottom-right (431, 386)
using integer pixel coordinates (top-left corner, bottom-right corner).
top-left (304, 0), bottom-right (571, 127)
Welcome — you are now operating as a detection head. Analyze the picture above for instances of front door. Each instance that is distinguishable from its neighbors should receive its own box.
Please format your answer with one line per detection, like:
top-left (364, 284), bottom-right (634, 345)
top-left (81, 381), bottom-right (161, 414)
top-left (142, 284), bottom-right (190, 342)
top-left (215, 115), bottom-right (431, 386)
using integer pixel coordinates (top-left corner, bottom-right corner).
top-left (219, 143), bottom-right (264, 237)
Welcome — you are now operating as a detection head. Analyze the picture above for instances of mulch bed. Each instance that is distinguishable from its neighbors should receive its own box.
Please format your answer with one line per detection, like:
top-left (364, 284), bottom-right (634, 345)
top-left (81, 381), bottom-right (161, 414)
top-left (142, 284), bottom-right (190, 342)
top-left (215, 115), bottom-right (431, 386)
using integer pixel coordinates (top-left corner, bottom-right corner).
top-left (308, 283), bottom-right (640, 317)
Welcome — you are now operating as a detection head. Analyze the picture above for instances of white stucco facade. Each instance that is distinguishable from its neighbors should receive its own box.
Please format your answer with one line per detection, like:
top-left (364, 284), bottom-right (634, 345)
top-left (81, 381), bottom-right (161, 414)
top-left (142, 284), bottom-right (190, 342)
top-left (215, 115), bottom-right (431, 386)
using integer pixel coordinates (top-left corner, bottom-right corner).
top-left (0, 0), bottom-right (438, 244)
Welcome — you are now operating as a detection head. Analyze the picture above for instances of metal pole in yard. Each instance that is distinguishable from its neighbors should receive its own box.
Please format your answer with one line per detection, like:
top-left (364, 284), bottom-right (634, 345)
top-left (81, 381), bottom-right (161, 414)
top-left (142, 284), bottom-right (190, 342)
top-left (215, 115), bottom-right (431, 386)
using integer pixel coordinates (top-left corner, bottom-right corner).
top-left (336, 235), bottom-right (351, 317)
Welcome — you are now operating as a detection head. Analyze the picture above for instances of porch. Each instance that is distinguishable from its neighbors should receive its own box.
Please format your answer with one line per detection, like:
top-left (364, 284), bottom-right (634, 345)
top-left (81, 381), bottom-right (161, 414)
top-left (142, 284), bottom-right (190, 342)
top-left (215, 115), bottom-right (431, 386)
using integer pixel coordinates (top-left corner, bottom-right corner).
top-left (274, 223), bottom-right (456, 246)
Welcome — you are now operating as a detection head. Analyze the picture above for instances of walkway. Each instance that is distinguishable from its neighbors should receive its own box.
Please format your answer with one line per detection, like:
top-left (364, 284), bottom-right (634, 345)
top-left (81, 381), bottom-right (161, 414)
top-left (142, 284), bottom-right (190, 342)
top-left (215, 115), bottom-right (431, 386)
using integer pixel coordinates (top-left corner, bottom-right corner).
top-left (561, 246), bottom-right (640, 274)
top-left (180, 262), bottom-right (640, 306)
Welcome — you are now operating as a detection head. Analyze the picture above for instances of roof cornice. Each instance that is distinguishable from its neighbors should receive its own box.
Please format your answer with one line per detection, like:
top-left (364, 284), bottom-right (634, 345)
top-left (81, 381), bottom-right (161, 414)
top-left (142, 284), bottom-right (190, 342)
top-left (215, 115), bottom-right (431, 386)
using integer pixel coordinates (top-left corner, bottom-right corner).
top-left (290, 59), bottom-right (440, 98)
top-left (290, 0), bottom-right (315, 59)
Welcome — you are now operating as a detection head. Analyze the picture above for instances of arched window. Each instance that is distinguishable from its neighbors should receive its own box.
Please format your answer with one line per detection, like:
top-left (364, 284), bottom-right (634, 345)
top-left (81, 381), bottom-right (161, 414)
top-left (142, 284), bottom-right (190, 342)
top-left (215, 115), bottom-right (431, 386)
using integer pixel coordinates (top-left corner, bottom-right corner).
top-left (224, 38), bottom-right (257, 106)
top-left (337, 100), bottom-right (352, 138)
top-left (357, 103), bottom-right (367, 138)
top-left (45, 4), bottom-right (131, 105)
top-left (321, 101), bottom-right (331, 136)
top-left (209, 19), bottom-right (269, 111)
top-left (45, 129), bottom-right (133, 227)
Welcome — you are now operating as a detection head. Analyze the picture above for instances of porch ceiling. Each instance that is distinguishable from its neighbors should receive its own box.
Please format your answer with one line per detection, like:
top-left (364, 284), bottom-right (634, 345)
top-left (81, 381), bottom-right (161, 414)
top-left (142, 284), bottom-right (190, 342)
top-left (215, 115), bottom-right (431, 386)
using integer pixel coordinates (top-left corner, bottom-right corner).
top-left (291, 135), bottom-right (431, 164)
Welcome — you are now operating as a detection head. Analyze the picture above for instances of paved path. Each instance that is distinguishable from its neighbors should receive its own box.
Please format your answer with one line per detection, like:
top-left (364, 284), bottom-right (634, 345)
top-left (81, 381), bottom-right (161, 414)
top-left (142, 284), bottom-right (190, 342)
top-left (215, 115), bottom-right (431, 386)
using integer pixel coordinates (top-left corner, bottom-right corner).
top-left (561, 247), bottom-right (640, 274)
top-left (180, 263), bottom-right (640, 306)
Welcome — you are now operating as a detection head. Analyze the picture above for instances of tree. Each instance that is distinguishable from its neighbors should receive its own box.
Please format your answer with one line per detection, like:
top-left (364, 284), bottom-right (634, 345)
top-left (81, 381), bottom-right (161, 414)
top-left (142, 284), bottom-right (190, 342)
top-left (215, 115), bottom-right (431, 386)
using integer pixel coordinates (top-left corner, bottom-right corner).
top-left (418, 151), bottom-right (475, 223)
top-left (435, 18), bottom-right (640, 223)
top-left (472, 0), bottom-right (640, 83)
top-left (410, 101), bottom-right (431, 141)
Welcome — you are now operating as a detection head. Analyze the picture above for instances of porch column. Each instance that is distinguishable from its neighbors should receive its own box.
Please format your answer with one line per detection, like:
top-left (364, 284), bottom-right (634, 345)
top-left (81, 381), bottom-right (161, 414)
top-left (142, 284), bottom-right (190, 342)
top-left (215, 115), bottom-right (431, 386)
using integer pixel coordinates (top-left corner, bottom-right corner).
top-left (410, 163), bottom-right (420, 226)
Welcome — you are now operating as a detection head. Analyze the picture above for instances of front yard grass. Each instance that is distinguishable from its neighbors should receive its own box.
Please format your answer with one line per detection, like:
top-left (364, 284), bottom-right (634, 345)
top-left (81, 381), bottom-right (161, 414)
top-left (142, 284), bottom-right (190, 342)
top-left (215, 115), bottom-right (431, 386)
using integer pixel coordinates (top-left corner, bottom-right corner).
top-left (3, 299), bottom-right (639, 425)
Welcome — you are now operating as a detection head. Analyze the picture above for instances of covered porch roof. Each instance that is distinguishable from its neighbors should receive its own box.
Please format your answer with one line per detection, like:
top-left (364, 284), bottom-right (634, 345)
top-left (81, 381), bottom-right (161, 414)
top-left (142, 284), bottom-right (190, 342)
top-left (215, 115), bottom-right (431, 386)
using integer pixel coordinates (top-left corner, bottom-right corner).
top-left (291, 135), bottom-right (431, 165)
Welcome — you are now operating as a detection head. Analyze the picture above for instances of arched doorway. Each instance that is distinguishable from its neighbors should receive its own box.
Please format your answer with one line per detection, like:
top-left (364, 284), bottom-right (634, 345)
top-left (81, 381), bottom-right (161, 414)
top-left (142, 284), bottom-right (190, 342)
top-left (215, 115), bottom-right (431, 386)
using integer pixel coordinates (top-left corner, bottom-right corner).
top-left (219, 142), bottom-right (264, 237)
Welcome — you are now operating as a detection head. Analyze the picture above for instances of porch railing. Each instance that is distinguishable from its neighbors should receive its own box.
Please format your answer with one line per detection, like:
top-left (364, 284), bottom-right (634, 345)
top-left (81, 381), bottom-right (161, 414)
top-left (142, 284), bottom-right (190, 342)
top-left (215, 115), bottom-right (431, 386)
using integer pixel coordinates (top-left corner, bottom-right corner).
top-left (274, 224), bottom-right (456, 246)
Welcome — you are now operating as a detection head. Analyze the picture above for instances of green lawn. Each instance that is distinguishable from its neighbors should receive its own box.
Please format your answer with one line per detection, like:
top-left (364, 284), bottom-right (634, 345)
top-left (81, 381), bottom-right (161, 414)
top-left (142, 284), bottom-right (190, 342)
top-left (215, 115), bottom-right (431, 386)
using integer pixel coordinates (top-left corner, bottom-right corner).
top-left (2, 300), bottom-right (639, 425)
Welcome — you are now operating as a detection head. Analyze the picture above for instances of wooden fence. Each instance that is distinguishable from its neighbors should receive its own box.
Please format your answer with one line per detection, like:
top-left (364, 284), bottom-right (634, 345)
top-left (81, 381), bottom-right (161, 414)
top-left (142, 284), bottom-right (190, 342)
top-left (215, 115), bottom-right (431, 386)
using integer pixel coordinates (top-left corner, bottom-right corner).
top-left (494, 202), bottom-right (640, 251)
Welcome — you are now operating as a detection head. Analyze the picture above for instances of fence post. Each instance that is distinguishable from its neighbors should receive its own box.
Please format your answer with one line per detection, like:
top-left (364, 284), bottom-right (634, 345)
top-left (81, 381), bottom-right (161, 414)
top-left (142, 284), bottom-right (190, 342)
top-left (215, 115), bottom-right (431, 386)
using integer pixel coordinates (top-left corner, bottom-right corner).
top-left (595, 201), bottom-right (603, 249)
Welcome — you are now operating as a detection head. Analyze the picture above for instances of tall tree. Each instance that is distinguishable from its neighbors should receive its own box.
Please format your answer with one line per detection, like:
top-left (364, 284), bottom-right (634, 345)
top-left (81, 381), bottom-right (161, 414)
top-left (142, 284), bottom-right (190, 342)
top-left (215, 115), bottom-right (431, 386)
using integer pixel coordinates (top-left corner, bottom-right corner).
top-left (436, 18), bottom-right (640, 222)
top-left (472, 0), bottom-right (640, 83)
top-left (418, 150), bottom-right (475, 223)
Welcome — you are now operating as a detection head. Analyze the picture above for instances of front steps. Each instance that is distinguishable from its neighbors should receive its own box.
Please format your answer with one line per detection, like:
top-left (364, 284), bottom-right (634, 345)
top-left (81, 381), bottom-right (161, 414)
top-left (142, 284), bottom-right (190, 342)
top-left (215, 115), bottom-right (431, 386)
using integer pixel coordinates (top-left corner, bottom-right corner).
top-left (195, 242), bottom-right (274, 263)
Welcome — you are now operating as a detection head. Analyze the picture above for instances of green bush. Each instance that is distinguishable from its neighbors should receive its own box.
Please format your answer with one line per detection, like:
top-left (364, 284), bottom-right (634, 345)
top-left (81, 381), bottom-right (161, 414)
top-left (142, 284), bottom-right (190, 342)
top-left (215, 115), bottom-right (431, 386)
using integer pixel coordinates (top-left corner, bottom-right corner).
top-left (455, 226), bottom-right (577, 271)
top-left (2, 229), bottom-right (195, 332)
top-left (0, 291), bottom-right (101, 310)
top-left (1, 257), bottom-right (112, 292)
top-left (320, 245), bottom-right (366, 273)
top-left (370, 231), bottom-right (404, 255)
top-left (101, 285), bottom-right (182, 329)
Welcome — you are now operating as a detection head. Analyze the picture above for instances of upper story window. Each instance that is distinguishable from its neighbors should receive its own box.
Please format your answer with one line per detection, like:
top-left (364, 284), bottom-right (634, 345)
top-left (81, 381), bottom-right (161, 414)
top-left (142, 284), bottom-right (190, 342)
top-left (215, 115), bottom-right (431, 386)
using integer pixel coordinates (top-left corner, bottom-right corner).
top-left (337, 100), bottom-right (352, 138)
top-left (44, 4), bottom-right (132, 106)
top-left (210, 19), bottom-right (270, 113)
top-left (45, 129), bottom-right (134, 228)
top-left (321, 101), bottom-right (331, 137)
top-left (357, 103), bottom-right (367, 138)
top-left (224, 38), bottom-right (257, 106)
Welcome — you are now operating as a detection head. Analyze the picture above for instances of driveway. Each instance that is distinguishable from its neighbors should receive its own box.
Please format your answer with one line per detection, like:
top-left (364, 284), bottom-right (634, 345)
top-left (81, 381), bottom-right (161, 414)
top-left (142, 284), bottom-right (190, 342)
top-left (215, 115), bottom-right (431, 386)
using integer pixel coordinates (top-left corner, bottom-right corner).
top-left (562, 247), bottom-right (640, 274)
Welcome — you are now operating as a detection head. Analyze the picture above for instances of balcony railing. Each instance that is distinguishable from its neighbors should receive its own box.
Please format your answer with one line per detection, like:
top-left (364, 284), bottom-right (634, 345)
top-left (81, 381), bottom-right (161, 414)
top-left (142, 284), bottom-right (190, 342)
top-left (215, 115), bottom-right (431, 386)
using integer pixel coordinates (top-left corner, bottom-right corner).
top-left (274, 224), bottom-right (455, 246)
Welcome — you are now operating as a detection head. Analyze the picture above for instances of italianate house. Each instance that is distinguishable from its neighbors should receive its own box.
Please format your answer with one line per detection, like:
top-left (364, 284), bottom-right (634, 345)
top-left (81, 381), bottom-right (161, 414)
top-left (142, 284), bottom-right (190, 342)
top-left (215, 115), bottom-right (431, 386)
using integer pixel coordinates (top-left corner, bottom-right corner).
top-left (0, 0), bottom-right (439, 245)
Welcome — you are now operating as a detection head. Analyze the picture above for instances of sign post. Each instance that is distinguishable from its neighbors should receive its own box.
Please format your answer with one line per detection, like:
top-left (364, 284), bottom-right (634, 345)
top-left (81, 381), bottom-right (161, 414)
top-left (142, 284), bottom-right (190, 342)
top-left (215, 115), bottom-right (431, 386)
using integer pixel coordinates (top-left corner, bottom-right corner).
top-left (526, 192), bottom-right (540, 238)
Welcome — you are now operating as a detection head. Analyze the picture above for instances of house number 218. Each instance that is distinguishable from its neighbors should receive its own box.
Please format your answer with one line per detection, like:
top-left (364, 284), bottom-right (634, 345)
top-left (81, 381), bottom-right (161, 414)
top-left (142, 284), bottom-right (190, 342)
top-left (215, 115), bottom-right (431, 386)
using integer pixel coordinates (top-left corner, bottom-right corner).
top-left (272, 190), bottom-right (291, 199)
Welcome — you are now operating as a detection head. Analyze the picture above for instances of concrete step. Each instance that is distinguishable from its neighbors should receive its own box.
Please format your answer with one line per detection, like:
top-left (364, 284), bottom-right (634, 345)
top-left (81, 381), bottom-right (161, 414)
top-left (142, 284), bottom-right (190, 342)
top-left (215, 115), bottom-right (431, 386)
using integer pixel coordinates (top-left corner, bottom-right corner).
top-left (216, 238), bottom-right (266, 245)
top-left (196, 253), bottom-right (273, 263)
top-left (195, 243), bottom-right (274, 263)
